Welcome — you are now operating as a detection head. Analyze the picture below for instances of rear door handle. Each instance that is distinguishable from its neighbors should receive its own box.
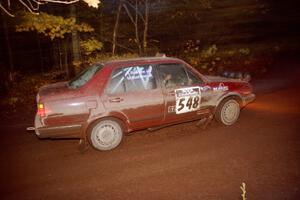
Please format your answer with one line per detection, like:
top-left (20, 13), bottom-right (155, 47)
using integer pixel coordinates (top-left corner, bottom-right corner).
top-left (109, 97), bottom-right (123, 103)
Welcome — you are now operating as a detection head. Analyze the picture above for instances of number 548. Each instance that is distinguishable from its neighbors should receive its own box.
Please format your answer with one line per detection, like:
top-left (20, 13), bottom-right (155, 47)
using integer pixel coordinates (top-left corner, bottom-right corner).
top-left (176, 96), bottom-right (200, 113)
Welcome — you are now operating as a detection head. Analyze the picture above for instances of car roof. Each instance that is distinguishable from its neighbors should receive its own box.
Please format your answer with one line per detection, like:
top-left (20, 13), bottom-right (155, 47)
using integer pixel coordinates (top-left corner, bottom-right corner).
top-left (102, 56), bottom-right (183, 69)
top-left (91, 56), bottom-right (209, 83)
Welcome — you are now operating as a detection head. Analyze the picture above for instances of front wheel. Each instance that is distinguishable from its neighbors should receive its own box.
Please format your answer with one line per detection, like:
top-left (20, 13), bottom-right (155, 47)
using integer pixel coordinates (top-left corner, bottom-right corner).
top-left (89, 119), bottom-right (123, 151)
top-left (215, 98), bottom-right (240, 125)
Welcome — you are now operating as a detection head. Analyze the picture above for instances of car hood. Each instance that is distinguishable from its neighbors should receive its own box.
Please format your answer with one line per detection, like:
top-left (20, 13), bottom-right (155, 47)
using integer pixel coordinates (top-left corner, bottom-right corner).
top-left (205, 75), bottom-right (244, 83)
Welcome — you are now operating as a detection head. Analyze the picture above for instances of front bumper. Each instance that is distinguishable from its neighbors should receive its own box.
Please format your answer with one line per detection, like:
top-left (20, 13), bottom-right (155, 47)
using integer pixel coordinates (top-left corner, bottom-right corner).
top-left (34, 114), bottom-right (82, 138)
top-left (241, 93), bottom-right (256, 107)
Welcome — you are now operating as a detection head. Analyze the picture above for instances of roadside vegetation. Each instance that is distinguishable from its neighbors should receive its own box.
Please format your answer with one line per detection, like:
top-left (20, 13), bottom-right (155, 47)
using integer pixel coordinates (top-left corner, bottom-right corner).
top-left (0, 0), bottom-right (299, 113)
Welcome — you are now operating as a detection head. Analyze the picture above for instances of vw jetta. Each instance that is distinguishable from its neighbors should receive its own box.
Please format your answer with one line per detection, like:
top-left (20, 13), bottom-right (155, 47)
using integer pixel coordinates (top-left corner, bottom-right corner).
top-left (33, 57), bottom-right (255, 151)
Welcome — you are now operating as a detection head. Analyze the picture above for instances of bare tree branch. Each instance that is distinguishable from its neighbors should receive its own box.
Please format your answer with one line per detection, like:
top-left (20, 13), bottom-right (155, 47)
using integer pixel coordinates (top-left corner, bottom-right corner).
top-left (134, 0), bottom-right (141, 54)
top-left (143, 0), bottom-right (148, 52)
top-left (122, 3), bottom-right (135, 25)
top-left (1, 0), bottom-right (81, 17)
top-left (123, 0), bottom-right (145, 23)
top-left (8, 0), bottom-right (11, 9)
top-left (32, 0), bottom-right (46, 5)
top-left (25, 0), bottom-right (40, 10)
top-left (39, 0), bottom-right (79, 4)
top-left (0, 3), bottom-right (15, 17)
top-left (112, 2), bottom-right (122, 55)
top-left (19, 0), bottom-right (39, 15)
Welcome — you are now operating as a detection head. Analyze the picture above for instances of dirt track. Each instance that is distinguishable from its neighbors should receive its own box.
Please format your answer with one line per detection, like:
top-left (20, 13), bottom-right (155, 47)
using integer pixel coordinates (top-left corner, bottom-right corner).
top-left (1, 71), bottom-right (300, 199)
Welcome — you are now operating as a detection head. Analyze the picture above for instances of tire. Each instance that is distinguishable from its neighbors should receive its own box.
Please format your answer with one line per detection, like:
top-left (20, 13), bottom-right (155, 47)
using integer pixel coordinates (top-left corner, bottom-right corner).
top-left (88, 119), bottom-right (123, 151)
top-left (215, 98), bottom-right (240, 125)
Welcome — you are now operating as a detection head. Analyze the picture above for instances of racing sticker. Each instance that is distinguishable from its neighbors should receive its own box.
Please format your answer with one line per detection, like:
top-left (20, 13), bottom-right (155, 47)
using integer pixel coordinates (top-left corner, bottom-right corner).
top-left (175, 86), bottom-right (201, 114)
top-left (213, 83), bottom-right (228, 92)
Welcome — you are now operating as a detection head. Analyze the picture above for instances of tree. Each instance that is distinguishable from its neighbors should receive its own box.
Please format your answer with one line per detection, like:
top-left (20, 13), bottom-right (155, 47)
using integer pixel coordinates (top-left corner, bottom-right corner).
top-left (0, 0), bottom-right (100, 17)
top-left (112, 0), bottom-right (152, 55)
top-left (1, 13), bottom-right (14, 81)
top-left (112, 2), bottom-right (122, 55)
top-left (16, 12), bottom-right (94, 77)
top-left (16, 12), bottom-right (94, 39)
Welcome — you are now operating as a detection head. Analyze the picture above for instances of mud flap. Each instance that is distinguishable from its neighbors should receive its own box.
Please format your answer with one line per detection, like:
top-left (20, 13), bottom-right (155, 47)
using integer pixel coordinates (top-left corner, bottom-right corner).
top-left (78, 138), bottom-right (89, 153)
top-left (196, 110), bottom-right (214, 130)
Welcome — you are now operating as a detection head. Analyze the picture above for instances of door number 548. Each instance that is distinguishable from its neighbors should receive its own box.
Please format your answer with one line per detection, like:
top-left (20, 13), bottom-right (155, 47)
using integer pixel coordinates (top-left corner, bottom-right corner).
top-left (175, 87), bottom-right (201, 114)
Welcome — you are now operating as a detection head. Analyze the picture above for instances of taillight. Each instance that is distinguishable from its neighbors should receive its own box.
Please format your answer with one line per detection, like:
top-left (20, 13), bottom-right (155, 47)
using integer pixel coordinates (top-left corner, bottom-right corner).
top-left (37, 103), bottom-right (45, 117)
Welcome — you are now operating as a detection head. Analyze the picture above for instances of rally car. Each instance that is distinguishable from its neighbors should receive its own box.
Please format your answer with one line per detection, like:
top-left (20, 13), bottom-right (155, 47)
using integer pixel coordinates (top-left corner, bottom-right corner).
top-left (32, 57), bottom-right (255, 151)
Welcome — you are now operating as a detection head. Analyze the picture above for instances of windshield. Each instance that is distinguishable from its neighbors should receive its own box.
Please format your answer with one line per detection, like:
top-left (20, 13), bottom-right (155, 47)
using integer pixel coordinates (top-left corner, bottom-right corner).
top-left (68, 63), bottom-right (103, 89)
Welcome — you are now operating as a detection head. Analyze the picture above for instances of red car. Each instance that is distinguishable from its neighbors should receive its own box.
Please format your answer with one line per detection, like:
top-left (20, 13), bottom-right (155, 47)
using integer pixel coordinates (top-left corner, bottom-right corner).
top-left (33, 57), bottom-right (255, 151)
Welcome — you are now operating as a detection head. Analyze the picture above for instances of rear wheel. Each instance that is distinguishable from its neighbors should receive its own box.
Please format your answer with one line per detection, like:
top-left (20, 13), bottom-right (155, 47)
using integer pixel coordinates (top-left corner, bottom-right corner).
top-left (215, 98), bottom-right (240, 125)
top-left (89, 119), bottom-right (123, 151)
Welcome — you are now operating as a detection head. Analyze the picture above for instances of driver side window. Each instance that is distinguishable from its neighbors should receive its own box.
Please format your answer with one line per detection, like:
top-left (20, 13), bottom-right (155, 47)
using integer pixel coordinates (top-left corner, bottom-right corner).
top-left (158, 64), bottom-right (188, 88)
top-left (186, 69), bottom-right (203, 85)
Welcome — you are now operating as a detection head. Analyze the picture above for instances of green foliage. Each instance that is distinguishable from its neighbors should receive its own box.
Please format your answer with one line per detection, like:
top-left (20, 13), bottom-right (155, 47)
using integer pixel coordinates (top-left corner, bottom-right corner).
top-left (80, 38), bottom-right (103, 55)
top-left (0, 53), bottom-right (138, 108)
top-left (0, 71), bottom-right (67, 108)
top-left (73, 53), bottom-right (138, 75)
top-left (239, 48), bottom-right (250, 55)
top-left (201, 44), bottom-right (218, 58)
top-left (85, 53), bottom-right (139, 64)
top-left (184, 44), bottom-right (220, 73)
top-left (8, 97), bottom-right (18, 106)
top-left (16, 12), bottom-right (94, 40)
top-left (181, 43), bottom-right (256, 74)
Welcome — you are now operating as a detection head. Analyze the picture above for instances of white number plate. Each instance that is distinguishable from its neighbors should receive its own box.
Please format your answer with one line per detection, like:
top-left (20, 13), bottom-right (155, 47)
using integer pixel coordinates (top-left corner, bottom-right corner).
top-left (175, 87), bottom-right (201, 114)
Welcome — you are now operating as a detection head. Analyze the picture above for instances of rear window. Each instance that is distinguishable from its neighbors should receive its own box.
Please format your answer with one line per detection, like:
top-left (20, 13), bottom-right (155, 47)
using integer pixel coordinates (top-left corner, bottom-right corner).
top-left (69, 63), bottom-right (103, 89)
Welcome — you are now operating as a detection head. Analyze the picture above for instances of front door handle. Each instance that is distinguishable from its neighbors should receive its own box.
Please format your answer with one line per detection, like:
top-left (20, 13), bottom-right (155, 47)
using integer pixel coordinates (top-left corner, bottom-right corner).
top-left (109, 97), bottom-right (123, 103)
top-left (168, 91), bottom-right (175, 96)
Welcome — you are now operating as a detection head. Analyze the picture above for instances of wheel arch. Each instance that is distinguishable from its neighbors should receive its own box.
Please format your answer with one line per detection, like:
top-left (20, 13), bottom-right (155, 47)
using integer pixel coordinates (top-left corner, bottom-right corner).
top-left (87, 116), bottom-right (125, 151)
top-left (216, 92), bottom-right (243, 109)
top-left (214, 92), bottom-right (242, 125)
top-left (84, 114), bottom-right (130, 138)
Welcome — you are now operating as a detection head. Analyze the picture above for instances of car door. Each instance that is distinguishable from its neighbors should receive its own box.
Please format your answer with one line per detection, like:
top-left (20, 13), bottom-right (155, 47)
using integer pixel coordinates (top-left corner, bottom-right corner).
top-left (102, 64), bottom-right (165, 130)
top-left (184, 66), bottom-right (215, 113)
top-left (157, 63), bottom-right (204, 124)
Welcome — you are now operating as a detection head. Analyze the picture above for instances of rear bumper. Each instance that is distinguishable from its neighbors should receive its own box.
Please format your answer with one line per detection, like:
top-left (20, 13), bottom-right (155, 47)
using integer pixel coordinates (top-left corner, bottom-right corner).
top-left (241, 93), bottom-right (256, 107)
top-left (34, 114), bottom-right (82, 138)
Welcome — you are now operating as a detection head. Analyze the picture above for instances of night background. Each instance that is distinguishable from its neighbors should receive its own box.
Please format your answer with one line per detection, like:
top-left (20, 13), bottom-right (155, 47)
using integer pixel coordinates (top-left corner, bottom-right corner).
top-left (0, 0), bottom-right (300, 199)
